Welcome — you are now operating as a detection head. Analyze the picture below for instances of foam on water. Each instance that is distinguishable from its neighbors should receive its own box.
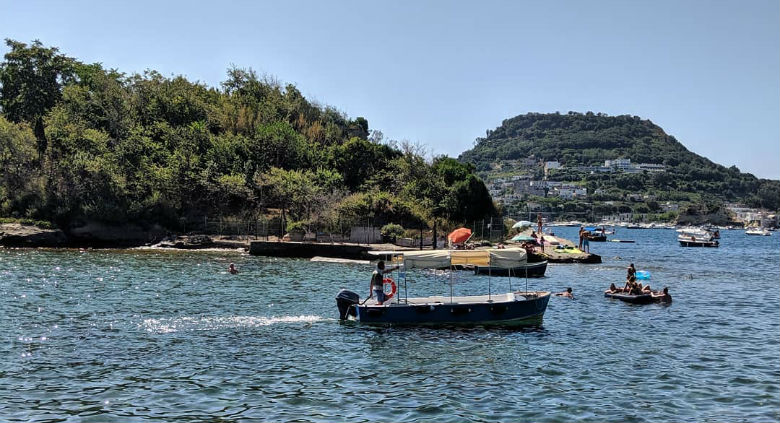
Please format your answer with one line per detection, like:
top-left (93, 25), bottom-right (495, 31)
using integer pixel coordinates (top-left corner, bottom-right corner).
top-left (141, 314), bottom-right (330, 333)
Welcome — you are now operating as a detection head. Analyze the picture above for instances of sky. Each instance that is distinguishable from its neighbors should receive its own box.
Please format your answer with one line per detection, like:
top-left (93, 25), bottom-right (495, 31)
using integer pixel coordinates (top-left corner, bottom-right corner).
top-left (1, 0), bottom-right (778, 179)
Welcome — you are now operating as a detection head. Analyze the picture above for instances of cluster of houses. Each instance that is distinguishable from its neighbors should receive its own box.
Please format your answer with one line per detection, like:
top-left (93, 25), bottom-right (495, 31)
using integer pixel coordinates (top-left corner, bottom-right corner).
top-left (544, 158), bottom-right (666, 176)
top-left (487, 156), bottom-right (665, 205)
top-left (726, 204), bottom-right (778, 228)
top-left (488, 175), bottom-right (587, 204)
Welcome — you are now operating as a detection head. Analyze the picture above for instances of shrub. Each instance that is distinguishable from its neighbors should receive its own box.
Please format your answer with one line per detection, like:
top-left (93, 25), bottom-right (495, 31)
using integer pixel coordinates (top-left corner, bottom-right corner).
top-left (286, 220), bottom-right (307, 233)
top-left (380, 223), bottom-right (404, 238)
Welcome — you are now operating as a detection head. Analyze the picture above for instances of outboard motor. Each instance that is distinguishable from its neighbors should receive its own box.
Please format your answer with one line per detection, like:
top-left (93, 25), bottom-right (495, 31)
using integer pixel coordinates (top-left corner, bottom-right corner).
top-left (336, 289), bottom-right (360, 320)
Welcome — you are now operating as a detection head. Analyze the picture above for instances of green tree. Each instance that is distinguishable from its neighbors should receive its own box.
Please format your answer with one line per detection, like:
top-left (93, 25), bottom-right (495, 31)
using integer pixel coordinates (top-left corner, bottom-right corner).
top-left (332, 137), bottom-right (400, 191)
top-left (0, 39), bottom-right (74, 157)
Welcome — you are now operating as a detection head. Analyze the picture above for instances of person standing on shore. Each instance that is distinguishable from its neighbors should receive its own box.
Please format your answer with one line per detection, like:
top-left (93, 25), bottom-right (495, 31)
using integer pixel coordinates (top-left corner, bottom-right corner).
top-left (578, 227), bottom-right (585, 250)
top-left (537, 213), bottom-right (543, 235)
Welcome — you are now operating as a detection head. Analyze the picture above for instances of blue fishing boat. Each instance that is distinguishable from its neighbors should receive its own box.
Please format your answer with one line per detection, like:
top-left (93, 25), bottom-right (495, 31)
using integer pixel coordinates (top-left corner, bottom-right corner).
top-left (335, 249), bottom-right (551, 328)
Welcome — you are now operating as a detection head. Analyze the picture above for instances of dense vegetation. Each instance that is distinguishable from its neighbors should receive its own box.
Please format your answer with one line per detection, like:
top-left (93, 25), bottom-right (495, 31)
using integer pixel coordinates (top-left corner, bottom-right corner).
top-left (459, 112), bottom-right (780, 211)
top-left (0, 40), bottom-right (495, 233)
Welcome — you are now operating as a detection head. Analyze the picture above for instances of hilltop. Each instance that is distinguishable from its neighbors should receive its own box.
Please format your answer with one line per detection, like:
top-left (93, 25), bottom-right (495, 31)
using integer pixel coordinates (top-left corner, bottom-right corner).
top-left (458, 112), bottom-right (779, 218)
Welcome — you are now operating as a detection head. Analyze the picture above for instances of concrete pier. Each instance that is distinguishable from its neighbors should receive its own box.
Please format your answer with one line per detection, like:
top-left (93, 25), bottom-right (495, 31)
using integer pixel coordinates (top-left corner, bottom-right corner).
top-left (249, 241), bottom-right (374, 259)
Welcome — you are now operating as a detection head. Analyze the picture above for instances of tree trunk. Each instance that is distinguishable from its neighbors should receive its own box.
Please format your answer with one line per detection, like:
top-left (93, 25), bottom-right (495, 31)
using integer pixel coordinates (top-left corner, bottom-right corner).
top-left (34, 117), bottom-right (47, 164)
top-left (432, 219), bottom-right (437, 250)
top-left (281, 207), bottom-right (286, 240)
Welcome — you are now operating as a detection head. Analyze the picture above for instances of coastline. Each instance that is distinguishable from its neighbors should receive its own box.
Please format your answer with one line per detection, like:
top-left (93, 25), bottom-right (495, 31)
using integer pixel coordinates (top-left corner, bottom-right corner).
top-left (1, 224), bottom-right (601, 263)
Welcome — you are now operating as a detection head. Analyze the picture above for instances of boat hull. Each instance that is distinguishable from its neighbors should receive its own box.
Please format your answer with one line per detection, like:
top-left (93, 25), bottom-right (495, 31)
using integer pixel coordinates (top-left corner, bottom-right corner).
top-left (473, 261), bottom-right (547, 277)
top-left (745, 230), bottom-right (770, 236)
top-left (678, 240), bottom-right (718, 247)
top-left (354, 292), bottom-right (551, 328)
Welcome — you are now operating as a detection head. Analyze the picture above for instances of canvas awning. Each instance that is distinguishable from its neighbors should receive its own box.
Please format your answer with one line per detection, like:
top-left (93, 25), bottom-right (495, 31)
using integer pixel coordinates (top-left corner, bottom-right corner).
top-left (370, 249), bottom-right (527, 269)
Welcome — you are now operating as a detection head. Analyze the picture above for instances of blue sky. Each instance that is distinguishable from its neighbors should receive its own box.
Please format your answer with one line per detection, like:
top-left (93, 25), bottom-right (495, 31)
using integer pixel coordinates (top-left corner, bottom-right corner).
top-left (1, 0), bottom-right (778, 179)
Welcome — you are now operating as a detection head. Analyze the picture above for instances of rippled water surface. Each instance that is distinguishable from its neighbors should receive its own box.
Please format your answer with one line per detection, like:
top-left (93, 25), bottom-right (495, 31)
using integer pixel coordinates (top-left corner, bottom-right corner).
top-left (1, 228), bottom-right (779, 422)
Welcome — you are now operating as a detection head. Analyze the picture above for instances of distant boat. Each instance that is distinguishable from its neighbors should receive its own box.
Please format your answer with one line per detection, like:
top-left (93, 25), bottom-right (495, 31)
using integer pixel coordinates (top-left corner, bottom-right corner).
top-left (745, 228), bottom-right (771, 236)
top-left (583, 226), bottom-right (608, 242)
top-left (677, 227), bottom-right (719, 247)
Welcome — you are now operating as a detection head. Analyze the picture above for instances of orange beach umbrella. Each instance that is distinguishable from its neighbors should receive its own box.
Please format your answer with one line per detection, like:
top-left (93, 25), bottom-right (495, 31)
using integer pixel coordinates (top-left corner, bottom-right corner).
top-left (448, 228), bottom-right (472, 244)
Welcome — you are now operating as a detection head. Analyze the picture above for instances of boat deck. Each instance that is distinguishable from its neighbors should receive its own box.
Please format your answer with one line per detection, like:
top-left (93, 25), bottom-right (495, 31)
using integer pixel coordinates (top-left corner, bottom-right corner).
top-left (365, 291), bottom-right (548, 306)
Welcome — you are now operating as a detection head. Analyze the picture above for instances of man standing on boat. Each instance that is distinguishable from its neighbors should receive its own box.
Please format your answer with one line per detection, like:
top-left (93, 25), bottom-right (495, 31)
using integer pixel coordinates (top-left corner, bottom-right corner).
top-left (370, 260), bottom-right (398, 305)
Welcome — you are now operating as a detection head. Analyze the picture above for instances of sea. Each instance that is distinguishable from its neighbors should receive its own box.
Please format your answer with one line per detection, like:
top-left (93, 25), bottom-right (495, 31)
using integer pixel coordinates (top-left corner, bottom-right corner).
top-left (1, 228), bottom-right (778, 422)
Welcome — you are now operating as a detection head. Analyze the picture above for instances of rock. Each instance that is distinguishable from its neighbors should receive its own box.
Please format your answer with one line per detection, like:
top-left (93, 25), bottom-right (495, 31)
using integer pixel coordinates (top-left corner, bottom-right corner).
top-left (68, 221), bottom-right (166, 247)
top-left (162, 235), bottom-right (214, 249)
top-left (0, 223), bottom-right (67, 247)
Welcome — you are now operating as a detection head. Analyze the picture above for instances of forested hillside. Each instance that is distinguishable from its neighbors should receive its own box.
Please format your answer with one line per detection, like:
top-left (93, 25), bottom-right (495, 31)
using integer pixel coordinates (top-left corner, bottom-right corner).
top-left (0, 40), bottom-right (495, 233)
top-left (459, 112), bottom-right (779, 210)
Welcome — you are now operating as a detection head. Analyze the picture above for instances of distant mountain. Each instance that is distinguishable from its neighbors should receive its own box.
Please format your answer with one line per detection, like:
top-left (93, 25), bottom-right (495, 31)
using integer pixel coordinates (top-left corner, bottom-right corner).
top-left (458, 112), bottom-right (779, 210)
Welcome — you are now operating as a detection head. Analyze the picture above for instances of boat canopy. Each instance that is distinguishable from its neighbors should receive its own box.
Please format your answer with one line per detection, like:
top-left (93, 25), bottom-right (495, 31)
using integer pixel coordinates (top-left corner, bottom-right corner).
top-left (369, 249), bottom-right (528, 269)
top-left (676, 227), bottom-right (710, 236)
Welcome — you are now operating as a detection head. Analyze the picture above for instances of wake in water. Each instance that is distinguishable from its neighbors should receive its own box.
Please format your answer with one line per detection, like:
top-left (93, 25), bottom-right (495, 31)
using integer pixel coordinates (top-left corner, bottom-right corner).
top-left (141, 314), bottom-right (331, 333)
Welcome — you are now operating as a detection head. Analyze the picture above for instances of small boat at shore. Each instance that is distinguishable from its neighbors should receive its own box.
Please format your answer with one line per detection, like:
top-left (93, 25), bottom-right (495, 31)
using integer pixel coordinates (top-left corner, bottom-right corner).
top-left (335, 249), bottom-right (551, 328)
top-left (583, 226), bottom-right (608, 242)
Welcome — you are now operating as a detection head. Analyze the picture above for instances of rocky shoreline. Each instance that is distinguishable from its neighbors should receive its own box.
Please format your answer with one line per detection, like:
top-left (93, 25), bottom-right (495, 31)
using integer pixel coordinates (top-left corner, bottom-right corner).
top-left (1, 223), bottom-right (602, 263)
top-left (0, 222), bottom-right (248, 250)
top-left (0, 223), bottom-right (67, 247)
